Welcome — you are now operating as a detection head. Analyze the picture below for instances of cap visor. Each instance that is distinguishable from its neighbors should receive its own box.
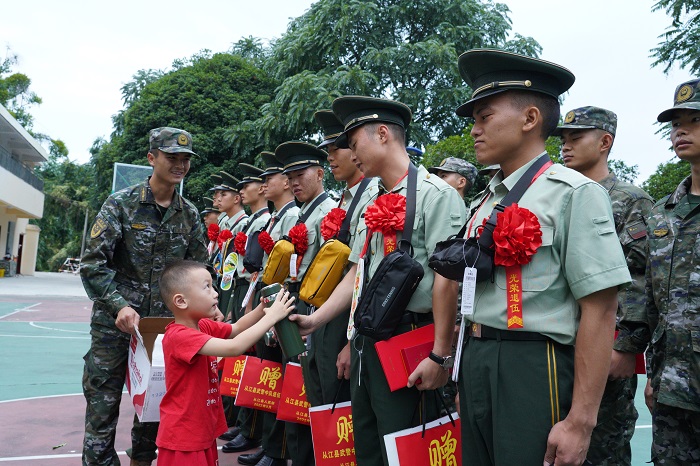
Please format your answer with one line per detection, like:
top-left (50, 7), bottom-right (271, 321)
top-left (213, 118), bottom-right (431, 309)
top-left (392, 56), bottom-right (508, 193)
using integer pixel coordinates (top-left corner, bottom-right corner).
top-left (657, 102), bottom-right (700, 122)
top-left (317, 138), bottom-right (336, 149)
top-left (159, 147), bottom-right (197, 156)
top-left (282, 163), bottom-right (319, 175)
top-left (551, 124), bottom-right (597, 136)
top-left (455, 88), bottom-right (510, 117)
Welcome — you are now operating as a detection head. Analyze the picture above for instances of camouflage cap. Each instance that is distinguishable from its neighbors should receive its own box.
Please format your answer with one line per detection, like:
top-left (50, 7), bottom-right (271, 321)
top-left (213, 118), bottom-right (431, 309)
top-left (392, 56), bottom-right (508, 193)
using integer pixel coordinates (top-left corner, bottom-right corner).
top-left (428, 157), bottom-right (478, 186)
top-left (657, 78), bottom-right (700, 122)
top-left (148, 127), bottom-right (197, 156)
top-left (553, 106), bottom-right (617, 136)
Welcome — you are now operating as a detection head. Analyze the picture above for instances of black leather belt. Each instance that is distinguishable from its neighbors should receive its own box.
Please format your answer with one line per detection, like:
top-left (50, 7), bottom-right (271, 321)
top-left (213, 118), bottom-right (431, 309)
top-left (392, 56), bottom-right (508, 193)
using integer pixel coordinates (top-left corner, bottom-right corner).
top-left (400, 311), bottom-right (433, 325)
top-left (468, 322), bottom-right (549, 341)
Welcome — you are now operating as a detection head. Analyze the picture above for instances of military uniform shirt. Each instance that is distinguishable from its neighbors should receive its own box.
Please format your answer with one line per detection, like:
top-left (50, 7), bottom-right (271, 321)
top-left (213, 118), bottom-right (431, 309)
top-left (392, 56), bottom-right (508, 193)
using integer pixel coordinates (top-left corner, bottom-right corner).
top-left (81, 180), bottom-right (208, 334)
top-left (597, 173), bottom-right (654, 353)
top-left (262, 201), bottom-right (301, 271)
top-left (465, 155), bottom-right (631, 345)
top-left (349, 165), bottom-right (467, 313)
top-left (287, 193), bottom-right (336, 284)
top-left (646, 176), bottom-right (700, 411)
top-left (217, 212), bottom-right (229, 229)
top-left (236, 207), bottom-right (271, 281)
top-left (224, 210), bottom-right (249, 235)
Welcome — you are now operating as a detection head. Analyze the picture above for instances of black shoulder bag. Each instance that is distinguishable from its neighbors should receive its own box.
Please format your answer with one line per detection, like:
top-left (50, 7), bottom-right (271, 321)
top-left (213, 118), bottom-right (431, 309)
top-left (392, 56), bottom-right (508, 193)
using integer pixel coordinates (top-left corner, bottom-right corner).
top-left (354, 163), bottom-right (424, 341)
top-left (241, 208), bottom-right (270, 273)
top-left (428, 154), bottom-right (552, 282)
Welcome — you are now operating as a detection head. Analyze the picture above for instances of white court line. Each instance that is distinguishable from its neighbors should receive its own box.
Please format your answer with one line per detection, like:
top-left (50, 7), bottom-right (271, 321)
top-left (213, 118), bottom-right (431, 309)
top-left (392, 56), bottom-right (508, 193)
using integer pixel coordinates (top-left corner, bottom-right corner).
top-left (29, 321), bottom-right (89, 334)
top-left (0, 392), bottom-right (85, 403)
top-left (0, 303), bottom-right (41, 320)
top-left (0, 452), bottom-right (128, 462)
top-left (0, 334), bottom-right (88, 340)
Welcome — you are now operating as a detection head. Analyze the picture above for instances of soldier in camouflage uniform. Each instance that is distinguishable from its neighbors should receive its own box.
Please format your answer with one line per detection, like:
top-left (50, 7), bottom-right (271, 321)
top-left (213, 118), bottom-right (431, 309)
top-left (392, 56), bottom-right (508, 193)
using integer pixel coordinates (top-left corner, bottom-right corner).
top-left (555, 107), bottom-right (653, 465)
top-left (646, 78), bottom-right (700, 465)
top-left (428, 156), bottom-right (478, 198)
top-left (80, 127), bottom-right (214, 466)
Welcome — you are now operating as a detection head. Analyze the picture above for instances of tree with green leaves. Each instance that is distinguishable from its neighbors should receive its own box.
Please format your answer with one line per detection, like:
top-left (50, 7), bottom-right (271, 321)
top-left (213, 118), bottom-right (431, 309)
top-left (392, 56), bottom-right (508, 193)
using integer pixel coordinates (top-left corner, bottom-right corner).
top-left (228, 0), bottom-right (541, 152)
top-left (89, 51), bottom-right (279, 210)
top-left (651, 0), bottom-right (700, 74)
top-left (642, 159), bottom-right (691, 201)
top-left (0, 48), bottom-right (42, 131)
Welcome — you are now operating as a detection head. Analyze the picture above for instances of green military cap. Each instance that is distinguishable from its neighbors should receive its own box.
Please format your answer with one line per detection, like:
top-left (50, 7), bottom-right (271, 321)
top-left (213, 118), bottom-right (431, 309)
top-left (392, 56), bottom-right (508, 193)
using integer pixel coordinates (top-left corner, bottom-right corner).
top-left (216, 171), bottom-right (240, 192)
top-left (552, 106), bottom-right (617, 136)
top-left (208, 173), bottom-right (223, 192)
top-left (275, 141), bottom-right (327, 174)
top-left (478, 164), bottom-right (501, 176)
top-left (314, 110), bottom-right (345, 149)
top-left (331, 96), bottom-right (412, 149)
top-left (260, 151), bottom-right (284, 177)
top-left (148, 127), bottom-right (197, 155)
top-left (236, 163), bottom-right (264, 189)
top-left (657, 78), bottom-right (700, 122)
top-left (455, 49), bottom-right (575, 117)
top-left (201, 197), bottom-right (220, 215)
top-left (428, 157), bottom-right (478, 186)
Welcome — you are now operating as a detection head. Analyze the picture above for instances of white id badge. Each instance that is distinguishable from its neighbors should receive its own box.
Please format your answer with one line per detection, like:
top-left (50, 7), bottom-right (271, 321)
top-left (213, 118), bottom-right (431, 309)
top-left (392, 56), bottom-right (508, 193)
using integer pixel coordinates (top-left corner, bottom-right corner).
top-left (347, 258), bottom-right (365, 340)
top-left (290, 253), bottom-right (298, 280)
top-left (461, 267), bottom-right (477, 317)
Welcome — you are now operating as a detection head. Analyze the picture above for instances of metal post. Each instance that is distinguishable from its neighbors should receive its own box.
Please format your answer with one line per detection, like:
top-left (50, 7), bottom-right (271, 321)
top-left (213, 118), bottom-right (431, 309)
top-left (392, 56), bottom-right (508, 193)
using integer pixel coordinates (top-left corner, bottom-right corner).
top-left (80, 207), bottom-right (89, 259)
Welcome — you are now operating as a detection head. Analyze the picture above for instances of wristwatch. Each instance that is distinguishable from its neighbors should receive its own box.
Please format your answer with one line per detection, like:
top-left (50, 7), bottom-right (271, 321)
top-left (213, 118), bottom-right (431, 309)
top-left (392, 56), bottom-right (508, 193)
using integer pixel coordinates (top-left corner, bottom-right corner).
top-left (428, 351), bottom-right (454, 370)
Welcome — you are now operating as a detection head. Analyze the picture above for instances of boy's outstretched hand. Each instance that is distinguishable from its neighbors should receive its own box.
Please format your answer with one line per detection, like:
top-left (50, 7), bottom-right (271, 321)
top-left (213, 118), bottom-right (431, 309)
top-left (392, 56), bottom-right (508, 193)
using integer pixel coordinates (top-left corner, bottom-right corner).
top-left (264, 290), bottom-right (296, 322)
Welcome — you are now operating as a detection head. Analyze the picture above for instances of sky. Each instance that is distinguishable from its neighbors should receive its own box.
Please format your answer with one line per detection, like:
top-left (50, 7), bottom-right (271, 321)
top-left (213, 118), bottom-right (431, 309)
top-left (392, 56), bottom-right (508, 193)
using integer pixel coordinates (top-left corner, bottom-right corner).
top-left (1, 0), bottom-right (695, 183)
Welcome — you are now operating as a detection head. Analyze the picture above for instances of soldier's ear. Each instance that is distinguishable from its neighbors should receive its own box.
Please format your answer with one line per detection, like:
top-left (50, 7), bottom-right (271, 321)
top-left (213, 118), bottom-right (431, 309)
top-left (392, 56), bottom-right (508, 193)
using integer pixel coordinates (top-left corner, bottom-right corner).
top-left (600, 132), bottom-right (614, 152)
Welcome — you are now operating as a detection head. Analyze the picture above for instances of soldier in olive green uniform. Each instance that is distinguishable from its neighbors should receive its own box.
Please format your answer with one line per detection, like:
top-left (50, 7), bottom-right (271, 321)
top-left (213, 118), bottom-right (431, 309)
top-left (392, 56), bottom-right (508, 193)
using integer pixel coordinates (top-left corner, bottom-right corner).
top-left (200, 196), bottom-right (220, 228)
top-left (646, 78), bottom-right (700, 465)
top-left (222, 163), bottom-right (271, 454)
top-left (237, 151), bottom-right (301, 466)
top-left (313, 110), bottom-right (379, 400)
top-left (453, 50), bottom-right (631, 466)
top-left (555, 106), bottom-right (653, 465)
top-left (292, 97), bottom-right (467, 466)
top-left (276, 141), bottom-right (337, 466)
top-left (80, 128), bottom-right (212, 466)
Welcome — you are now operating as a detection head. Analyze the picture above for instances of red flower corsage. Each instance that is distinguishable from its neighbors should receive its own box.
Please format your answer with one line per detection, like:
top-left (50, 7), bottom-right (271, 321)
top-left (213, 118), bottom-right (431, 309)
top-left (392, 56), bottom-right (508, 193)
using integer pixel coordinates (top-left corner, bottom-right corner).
top-left (321, 208), bottom-right (347, 241)
top-left (492, 203), bottom-right (542, 267)
top-left (258, 231), bottom-right (275, 254)
top-left (207, 223), bottom-right (220, 242)
top-left (234, 232), bottom-right (247, 255)
top-left (364, 193), bottom-right (406, 235)
top-left (217, 229), bottom-right (233, 250)
top-left (288, 223), bottom-right (309, 256)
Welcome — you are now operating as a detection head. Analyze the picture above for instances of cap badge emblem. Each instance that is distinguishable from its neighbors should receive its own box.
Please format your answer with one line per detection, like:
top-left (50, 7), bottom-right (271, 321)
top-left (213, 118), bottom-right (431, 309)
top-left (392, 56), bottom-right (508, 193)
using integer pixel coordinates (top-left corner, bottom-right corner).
top-left (564, 111), bottom-right (575, 124)
top-left (676, 84), bottom-right (693, 104)
top-left (177, 134), bottom-right (189, 146)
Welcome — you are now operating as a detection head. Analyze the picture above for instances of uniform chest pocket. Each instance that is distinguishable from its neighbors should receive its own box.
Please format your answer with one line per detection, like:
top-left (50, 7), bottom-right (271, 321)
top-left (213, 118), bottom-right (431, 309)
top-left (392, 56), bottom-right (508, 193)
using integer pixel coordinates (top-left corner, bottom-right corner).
top-left (495, 226), bottom-right (555, 292)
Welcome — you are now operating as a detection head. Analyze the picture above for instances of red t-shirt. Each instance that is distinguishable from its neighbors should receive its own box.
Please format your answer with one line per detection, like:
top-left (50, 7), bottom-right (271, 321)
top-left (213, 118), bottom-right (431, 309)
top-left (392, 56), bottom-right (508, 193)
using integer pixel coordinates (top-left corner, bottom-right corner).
top-left (156, 319), bottom-right (232, 451)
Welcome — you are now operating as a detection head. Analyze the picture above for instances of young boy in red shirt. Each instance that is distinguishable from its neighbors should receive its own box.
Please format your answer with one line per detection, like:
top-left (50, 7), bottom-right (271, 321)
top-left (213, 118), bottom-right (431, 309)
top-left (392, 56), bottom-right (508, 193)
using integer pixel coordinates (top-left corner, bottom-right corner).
top-left (155, 260), bottom-right (295, 466)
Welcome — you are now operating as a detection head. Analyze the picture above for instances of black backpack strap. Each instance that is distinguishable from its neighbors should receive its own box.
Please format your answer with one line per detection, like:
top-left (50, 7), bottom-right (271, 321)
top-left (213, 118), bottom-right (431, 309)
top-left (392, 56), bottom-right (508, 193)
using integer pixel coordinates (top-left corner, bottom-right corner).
top-left (229, 212), bottom-right (249, 231)
top-left (399, 163), bottom-right (418, 252)
top-left (337, 178), bottom-right (372, 245)
top-left (244, 208), bottom-right (269, 233)
top-left (297, 192), bottom-right (330, 224)
top-left (478, 154), bottom-right (551, 248)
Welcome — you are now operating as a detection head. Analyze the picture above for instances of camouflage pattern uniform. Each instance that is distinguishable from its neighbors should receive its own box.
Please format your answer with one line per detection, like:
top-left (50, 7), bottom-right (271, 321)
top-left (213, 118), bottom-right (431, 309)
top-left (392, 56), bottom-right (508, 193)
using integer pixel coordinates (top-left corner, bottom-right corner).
top-left (587, 173), bottom-right (653, 466)
top-left (427, 156), bottom-right (478, 191)
top-left (80, 129), bottom-right (207, 466)
top-left (646, 175), bottom-right (700, 465)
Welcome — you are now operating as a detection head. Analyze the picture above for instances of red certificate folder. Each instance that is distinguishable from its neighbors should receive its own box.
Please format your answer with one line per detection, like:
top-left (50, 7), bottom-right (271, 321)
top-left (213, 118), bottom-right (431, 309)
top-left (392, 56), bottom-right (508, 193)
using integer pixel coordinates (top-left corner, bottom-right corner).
top-left (375, 324), bottom-right (434, 392)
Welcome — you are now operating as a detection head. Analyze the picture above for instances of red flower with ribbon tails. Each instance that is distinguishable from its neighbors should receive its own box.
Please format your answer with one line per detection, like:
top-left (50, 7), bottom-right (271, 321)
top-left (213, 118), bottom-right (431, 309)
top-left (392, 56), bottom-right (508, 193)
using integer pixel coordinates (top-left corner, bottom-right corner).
top-left (492, 203), bottom-right (542, 267)
top-left (207, 223), bottom-right (220, 242)
top-left (364, 193), bottom-right (406, 235)
top-left (321, 208), bottom-right (347, 241)
top-left (234, 232), bottom-right (247, 255)
top-left (288, 223), bottom-right (309, 256)
top-left (258, 231), bottom-right (275, 254)
top-left (218, 229), bottom-right (233, 250)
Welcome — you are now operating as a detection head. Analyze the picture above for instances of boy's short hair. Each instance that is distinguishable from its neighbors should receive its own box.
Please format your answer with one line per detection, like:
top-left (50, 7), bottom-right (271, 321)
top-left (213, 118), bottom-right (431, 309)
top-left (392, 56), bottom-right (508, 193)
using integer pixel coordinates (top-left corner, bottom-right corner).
top-left (509, 90), bottom-right (560, 139)
top-left (160, 260), bottom-right (208, 309)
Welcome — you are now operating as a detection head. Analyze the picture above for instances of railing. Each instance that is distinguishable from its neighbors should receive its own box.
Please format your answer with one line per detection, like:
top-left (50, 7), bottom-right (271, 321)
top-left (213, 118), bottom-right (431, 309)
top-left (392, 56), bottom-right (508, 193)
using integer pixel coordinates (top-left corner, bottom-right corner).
top-left (0, 145), bottom-right (44, 191)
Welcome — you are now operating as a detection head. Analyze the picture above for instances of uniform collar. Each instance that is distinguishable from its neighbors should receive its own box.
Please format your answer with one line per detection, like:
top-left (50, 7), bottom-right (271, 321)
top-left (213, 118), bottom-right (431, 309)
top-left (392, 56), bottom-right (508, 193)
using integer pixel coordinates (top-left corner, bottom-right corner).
top-left (378, 165), bottom-right (427, 194)
top-left (488, 152), bottom-right (548, 195)
top-left (139, 180), bottom-right (182, 210)
top-left (666, 175), bottom-right (693, 209)
top-left (598, 172), bottom-right (618, 193)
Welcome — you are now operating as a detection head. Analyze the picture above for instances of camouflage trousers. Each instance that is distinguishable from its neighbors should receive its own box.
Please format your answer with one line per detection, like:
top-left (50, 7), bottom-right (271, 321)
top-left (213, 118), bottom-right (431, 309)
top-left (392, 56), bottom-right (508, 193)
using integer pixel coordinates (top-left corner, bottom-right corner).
top-left (651, 402), bottom-right (700, 465)
top-left (82, 328), bottom-right (158, 465)
top-left (587, 376), bottom-right (638, 465)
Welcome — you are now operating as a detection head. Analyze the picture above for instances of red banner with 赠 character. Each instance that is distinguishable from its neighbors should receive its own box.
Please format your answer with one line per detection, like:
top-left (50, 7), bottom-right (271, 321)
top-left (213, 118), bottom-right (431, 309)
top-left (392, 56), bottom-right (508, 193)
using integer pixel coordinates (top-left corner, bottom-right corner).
top-left (384, 414), bottom-right (461, 466)
top-left (309, 400), bottom-right (356, 466)
top-left (276, 362), bottom-right (310, 425)
top-left (219, 355), bottom-right (247, 397)
top-left (234, 357), bottom-right (282, 413)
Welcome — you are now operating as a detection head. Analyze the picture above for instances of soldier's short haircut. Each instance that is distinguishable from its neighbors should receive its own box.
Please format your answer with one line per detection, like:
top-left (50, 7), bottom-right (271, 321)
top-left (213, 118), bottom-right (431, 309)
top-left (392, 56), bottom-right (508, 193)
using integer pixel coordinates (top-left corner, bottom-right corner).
top-left (363, 121), bottom-right (406, 146)
top-left (160, 260), bottom-right (207, 308)
top-left (509, 90), bottom-right (561, 139)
